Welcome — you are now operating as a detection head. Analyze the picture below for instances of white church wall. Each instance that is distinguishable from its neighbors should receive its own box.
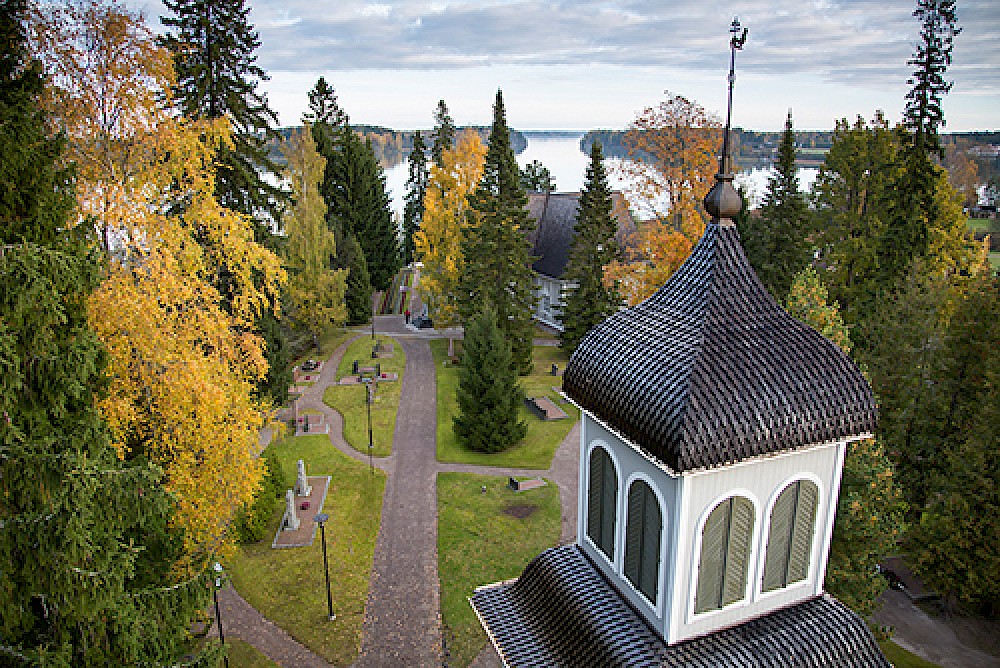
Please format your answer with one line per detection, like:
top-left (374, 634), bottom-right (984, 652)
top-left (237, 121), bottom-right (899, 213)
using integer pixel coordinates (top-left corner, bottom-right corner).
top-left (668, 440), bottom-right (847, 644)
top-left (577, 414), bottom-right (680, 636)
top-left (532, 274), bottom-right (566, 331)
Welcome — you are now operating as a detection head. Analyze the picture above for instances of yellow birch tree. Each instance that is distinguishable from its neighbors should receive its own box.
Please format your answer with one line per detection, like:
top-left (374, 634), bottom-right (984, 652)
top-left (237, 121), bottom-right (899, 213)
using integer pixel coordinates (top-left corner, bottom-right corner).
top-left (33, 1), bottom-right (284, 567)
top-left (282, 124), bottom-right (347, 346)
top-left (414, 129), bottom-right (486, 327)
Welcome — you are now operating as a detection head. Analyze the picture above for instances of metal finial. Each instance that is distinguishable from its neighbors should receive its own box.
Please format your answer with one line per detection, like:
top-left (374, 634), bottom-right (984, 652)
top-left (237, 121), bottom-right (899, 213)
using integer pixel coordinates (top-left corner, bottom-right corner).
top-left (705, 18), bottom-right (748, 223)
top-left (721, 17), bottom-right (747, 175)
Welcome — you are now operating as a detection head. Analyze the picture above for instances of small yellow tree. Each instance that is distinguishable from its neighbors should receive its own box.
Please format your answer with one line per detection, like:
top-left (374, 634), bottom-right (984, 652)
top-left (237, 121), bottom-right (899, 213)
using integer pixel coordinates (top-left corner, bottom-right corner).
top-left (282, 124), bottom-right (347, 345)
top-left (414, 129), bottom-right (486, 326)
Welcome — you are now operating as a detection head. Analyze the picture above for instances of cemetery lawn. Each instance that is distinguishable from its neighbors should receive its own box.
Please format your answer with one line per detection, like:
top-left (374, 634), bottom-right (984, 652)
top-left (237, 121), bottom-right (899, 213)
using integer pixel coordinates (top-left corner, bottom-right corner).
top-left (437, 473), bottom-right (561, 668)
top-left (226, 434), bottom-right (385, 666)
top-left (322, 335), bottom-right (405, 458)
top-left (224, 638), bottom-right (277, 667)
top-left (431, 340), bottom-right (578, 469)
top-left (879, 641), bottom-right (939, 667)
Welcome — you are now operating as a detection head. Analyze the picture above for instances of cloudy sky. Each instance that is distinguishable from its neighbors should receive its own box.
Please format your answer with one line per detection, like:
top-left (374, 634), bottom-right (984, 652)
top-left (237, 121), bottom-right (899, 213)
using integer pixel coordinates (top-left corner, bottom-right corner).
top-left (135, 0), bottom-right (999, 132)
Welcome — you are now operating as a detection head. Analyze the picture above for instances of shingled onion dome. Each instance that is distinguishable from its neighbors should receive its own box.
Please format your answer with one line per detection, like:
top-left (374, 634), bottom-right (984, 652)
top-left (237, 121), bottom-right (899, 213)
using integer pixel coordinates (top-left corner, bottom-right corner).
top-left (562, 173), bottom-right (877, 473)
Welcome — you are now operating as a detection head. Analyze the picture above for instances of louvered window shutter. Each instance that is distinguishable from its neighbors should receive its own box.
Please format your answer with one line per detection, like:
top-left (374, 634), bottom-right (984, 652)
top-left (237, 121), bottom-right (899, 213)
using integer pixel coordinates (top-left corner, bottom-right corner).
top-left (624, 483), bottom-right (644, 591)
top-left (722, 497), bottom-right (753, 606)
top-left (787, 481), bottom-right (818, 584)
top-left (600, 455), bottom-right (617, 560)
top-left (695, 501), bottom-right (728, 613)
top-left (639, 484), bottom-right (662, 603)
top-left (587, 450), bottom-right (604, 548)
top-left (762, 485), bottom-right (796, 592)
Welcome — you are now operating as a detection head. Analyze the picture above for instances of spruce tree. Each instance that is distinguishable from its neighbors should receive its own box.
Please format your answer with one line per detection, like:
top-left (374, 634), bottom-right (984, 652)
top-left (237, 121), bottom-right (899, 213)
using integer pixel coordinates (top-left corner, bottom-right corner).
top-left (1, 5), bottom-right (213, 662)
top-left (325, 125), bottom-right (399, 292)
top-left (431, 99), bottom-right (456, 168)
top-left (460, 90), bottom-right (537, 373)
top-left (560, 140), bottom-right (622, 353)
top-left (402, 130), bottom-right (429, 266)
top-left (738, 110), bottom-right (812, 299)
top-left (520, 159), bottom-right (556, 193)
top-left (306, 76), bottom-right (349, 247)
top-left (453, 304), bottom-right (526, 453)
top-left (343, 232), bottom-right (373, 325)
top-left (161, 0), bottom-right (285, 224)
top-left (879, 0), bottom-right (961, 286)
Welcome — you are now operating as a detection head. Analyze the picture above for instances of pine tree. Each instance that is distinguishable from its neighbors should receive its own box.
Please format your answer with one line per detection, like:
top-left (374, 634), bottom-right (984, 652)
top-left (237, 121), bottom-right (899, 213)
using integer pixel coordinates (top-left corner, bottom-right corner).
top-left (306, 76), bottom-right (349, 247)
top-left (879, 0), bottom-right (961, 287)
top-left (460, 90), bottom-right (537, 373)
top-left (402, 130), bottom-right (429, 266)
top-left (432, 99), bottom-right (456, 168)
top-left (453, 304), bottom-right (526, 453)
top-left (520, 159), bottom-right (556, 192)
top-left (560, 140), bottom-right (622, 353)
top-left (1, 5), bottom-right (212, 661)
top-left (161, 0), bottom-right (285, 224)
top-left (738, 110), bottom-right (812, 299)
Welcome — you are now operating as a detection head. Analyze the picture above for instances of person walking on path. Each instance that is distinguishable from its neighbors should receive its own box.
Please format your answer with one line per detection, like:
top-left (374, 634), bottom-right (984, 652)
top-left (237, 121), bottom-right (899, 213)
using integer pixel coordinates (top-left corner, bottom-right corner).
top-left (405, 308), bottom-right (411, 324)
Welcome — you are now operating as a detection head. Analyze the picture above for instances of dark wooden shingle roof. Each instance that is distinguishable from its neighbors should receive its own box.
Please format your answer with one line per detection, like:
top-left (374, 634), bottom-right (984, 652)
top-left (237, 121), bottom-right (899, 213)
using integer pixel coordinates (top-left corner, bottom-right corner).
top-left (471, 544), bottom-right (890, 668)
top-left (526, 192), bottom-right (635, 279)
top-left (562, 221), bottom-right (876, 473)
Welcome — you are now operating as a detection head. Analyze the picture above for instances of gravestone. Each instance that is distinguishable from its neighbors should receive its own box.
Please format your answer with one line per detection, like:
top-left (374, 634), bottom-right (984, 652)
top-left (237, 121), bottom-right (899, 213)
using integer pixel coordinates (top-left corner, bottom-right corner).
top-left (295, 459), bottom-right (312, 497)
top-left (282, 489), bottom-right (300, 531)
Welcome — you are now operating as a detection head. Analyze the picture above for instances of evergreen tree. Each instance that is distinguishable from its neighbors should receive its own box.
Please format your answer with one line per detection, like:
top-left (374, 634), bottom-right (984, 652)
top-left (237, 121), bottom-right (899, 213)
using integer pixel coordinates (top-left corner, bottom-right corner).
top-left (402, 130), bottom-right (429, 266)
top-left (343, 232), bottom-right (373, 326)
top-left (431, 99), bottom-right (456, 168)
top-left (306, 76), bottom-right (349, 247)
top-left (784, 268), bottom-right (906, 618)
top-left (453, 304), bottom-right (526, 453)
top-left (1, 5), bottom-right (213, 661)
top-left (304, 76), bottom-right (347, 131)
top-left (161, 0), bottom-right (285, 224)
top-left (460, 90), bottom-right (537, 374)
top-left (739, 110), bottom-right (812, 299)
top-left (326, 126), bottom-right (399, 292)
top-left (560, 140), bottom-right (622, 353)
top-left (520, 159), bottom-right (556, 192)
top-left (879, 0), bottom-right (961, 287)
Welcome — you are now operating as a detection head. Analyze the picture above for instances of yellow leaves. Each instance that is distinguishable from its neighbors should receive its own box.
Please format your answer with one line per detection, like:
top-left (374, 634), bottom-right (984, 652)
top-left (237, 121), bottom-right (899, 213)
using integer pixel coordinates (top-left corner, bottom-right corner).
top-left (608, 92), bottom-right (722, 305)
top-left (415, 130), bottom-right (486, 327)
top-left (38, 2), bottom-right (284, 568)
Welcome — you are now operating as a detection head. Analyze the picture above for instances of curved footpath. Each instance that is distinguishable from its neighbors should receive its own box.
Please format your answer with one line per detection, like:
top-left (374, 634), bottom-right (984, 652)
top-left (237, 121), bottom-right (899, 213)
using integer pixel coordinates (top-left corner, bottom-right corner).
top-left (213, 316), bottom-right (581, 667)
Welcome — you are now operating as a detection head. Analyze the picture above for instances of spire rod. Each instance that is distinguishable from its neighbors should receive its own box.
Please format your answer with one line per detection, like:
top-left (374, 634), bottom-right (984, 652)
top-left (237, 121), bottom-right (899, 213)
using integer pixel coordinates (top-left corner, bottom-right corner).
top-left (720, 17), bottom-right (748, 175)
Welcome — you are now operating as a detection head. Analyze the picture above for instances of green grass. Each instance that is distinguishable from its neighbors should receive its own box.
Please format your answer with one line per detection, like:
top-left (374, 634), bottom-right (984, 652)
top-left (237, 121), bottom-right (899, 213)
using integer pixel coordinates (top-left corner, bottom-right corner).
top-left (432, 340), bottom-right (579, 469)
top-left (879, 640), bottom-right (940, 667)
top-left (291, 327), bottom-right (355, 368)
top-left (322, 335), bottom-right (405, 458)
top-left (437, 473), bottom-right (562, 667)
top-left (226, 434), bottom-right (386, 666)
top-left (223, 638), bottom-right (278, 667)
top-left (989, 251), bottom-right (999, 272)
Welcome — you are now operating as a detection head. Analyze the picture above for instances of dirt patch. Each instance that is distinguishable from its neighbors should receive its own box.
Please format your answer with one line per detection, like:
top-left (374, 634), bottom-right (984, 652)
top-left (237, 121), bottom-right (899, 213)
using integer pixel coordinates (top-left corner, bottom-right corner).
top-left (503, 504), bottom-right (537, 519)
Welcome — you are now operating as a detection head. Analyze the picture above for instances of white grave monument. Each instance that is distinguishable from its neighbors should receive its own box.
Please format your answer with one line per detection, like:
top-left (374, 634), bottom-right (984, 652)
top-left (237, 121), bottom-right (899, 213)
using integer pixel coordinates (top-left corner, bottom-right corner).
top-left (282, 489), bottom-right (300, 531)
top-left (295, 459), bottom-right (312, 497)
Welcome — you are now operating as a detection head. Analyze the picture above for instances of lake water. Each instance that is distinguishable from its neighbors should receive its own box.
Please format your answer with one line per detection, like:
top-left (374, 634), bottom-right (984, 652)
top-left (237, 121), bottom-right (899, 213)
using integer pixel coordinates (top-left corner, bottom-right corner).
top-left (384, 133), bottom-right (818, 216)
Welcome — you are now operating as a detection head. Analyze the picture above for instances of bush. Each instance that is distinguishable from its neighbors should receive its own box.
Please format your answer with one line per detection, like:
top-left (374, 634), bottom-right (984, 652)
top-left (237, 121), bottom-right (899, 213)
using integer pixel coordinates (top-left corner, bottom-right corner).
top-left (232, 451), bottom-right (285, 543)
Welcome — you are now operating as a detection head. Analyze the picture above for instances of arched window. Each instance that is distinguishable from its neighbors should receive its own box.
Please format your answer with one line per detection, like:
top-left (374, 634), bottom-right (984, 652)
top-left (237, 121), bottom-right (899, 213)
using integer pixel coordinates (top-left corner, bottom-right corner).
top-left (762, 480), bottom-right (818, 593)
top-left (586, 447), bottom-right (617, 561)
top-left (624, 479), bottom-right (661, 604)
top-left (695, 496), bottom-right (754, 614)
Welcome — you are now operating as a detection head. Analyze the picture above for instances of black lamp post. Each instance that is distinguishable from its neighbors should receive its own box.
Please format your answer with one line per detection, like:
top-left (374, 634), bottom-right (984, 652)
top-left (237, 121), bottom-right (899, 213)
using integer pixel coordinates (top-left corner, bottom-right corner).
top-left (313, 513), bottom-right (336, 621)
top-left (212, 561), bottom-right (229, 668)
top-left (371, 292), bottom-right (377, 341)
top-left (365, 380), bottom-right (374, 474)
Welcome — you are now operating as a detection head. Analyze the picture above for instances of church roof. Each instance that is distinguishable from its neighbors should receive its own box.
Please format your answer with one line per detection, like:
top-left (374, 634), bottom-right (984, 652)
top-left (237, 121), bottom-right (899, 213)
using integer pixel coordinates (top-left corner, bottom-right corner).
top-left (471, 544), bottom-right (891, 668)
top-left (562, 204), bottom-right (876, 473)
top-left (526, 191), bottom-right (635, 280)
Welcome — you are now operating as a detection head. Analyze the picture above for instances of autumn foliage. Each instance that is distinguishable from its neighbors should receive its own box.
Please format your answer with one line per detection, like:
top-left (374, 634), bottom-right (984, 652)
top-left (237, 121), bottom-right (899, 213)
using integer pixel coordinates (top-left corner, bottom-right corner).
top-left (609, 93), bottom-right (722, 305)
top-left (34, 1), bottom-right (284, 566)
